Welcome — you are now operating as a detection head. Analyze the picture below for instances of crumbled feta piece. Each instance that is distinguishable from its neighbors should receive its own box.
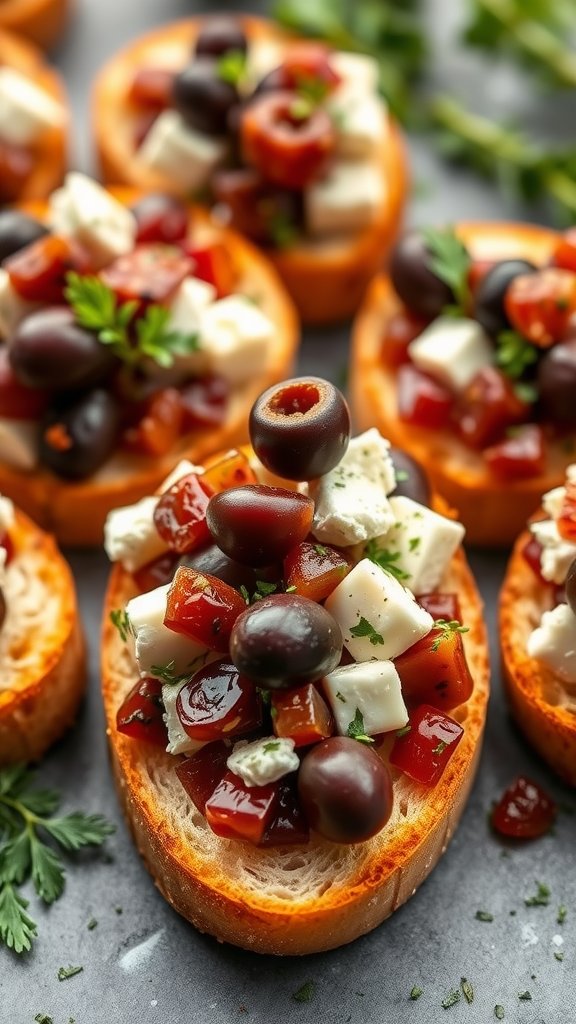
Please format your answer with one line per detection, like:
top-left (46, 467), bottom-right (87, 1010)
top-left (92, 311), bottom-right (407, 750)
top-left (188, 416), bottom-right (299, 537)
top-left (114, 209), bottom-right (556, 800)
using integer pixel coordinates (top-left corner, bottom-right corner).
top-left (528, 603), bottom-right (576, 684)
top-left (0, 67), bottom-right (64, 146)
top-left (542, 485), bottom-right (566, 521)
top-left (227, 736), bottom-right (299, 787)
top-left (137, 110), bottom-right (228, 193)
top-left (158, 458), bottom-right (204, 494)
top-left (328, 90), bottom-right (387, 158)
top-left (162, 680), bottom-right (207, 756)
top-left (168, 276), bottom-right (217, 339)
top-left (324, 558), bottom-right (433, 662)
top-left (0, 418), bottom-right (38, 470)
top-left (329, 52), bottom-right (380, 96)
top-left (0, 494), bottom-right (15, 533)
top-left (199, 295), bottom-right (274, 384)
top-left (374, 495), bottom-right (465, 594)
top-left (305, 161), bottom-right (384, 236)
top-left (306, 429), bottom-right (396, 547)
top-left (104, 496), bottom-right (168, 573)
top-left (0, 269), bottom-right (39, 339)
top-left (323, 660), bottom-right (408, 736)
top-left (126, 583), bottom-right (211, 680)
top-left (530, 519), bottom-right (576, 585)
top-left (49, 173), bottom-right (137, 270)
top-left (408, 316), bottom-right (494, 393)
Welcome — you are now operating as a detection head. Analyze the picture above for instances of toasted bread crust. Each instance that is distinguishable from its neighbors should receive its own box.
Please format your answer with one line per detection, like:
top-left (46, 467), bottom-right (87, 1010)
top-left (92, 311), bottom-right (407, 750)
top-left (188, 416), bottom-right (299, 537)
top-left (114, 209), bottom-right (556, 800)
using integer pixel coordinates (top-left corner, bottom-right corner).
top-left (500, 532), bottom-right (576, 785)
top-left (92, 15), bottom-right (408, 324)
top-left (350, 222), bottom-right (572, 547)
top-left (0, 0), bottom-right (70, 51)
top-left (0, 508), bottom-right (85, 765)
top-left (101, 492), bottom-right (489, 955)
top-left (2, 189), bottom-right (299, 546)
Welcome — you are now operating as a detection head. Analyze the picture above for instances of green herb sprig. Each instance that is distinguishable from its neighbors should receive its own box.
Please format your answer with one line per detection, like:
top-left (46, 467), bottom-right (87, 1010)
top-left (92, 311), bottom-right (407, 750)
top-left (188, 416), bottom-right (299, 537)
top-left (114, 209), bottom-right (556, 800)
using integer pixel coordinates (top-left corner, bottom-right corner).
top-left (421, 226), bottom-right (472, 315)
top-left (365, 539), bottom-right (411, 581)
top-left (431, 619), bottom-right (470, 652)
top-left (349, 616), bottom-right (385, 646)
top-left (346, 708), bottom-right (374, 745)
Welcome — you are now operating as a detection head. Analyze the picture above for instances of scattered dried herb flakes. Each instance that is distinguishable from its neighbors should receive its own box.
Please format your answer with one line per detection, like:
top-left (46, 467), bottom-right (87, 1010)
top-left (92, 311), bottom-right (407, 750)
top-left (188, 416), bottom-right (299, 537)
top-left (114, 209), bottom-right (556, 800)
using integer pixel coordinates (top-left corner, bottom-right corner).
top-left (554, 951), bottom-right (565, 962)
top-left (87, 917), bottom-right (98, 930)
top-left (34, 1016), bottom-right (53, 1024)
top-left (461, 978), bottom-right (474, 1004)
top-left (441, 989), bottom-right (460, 1009)
top-left (57, 964), bottom-right (83, 981)
top-left (518, 991), bottom-right (532, 1001)
top-left (494, 1007), bottom-right (505, 1021)
top-left (525, 881), bottom-right (550, 907)
top-left (292, 981), bottom-right (315, 1003)
top-left (410, 986), bottom-right (423, 1000)
top-left (558, 905), bottom-right (567, 924)
top-left (475, 910), bottom-right (494, 922)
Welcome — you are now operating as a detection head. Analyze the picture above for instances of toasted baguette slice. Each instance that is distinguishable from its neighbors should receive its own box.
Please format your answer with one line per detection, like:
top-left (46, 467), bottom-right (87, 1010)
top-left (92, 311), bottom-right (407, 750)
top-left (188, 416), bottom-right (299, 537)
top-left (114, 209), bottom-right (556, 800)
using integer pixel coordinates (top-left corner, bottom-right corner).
top-left (500, 531), bottom-right (576, 785)
top-left (92, 15), bottom-right (408, 325)
top-left (101, 502), bottom-right (489, 956)
top-left (2, 189), bottom-right (299, 546)
top-left (0, 507), bottom-right (85, 765)
top-left (350, 222), bottom-right (573, 547)
top-left (0, 28), bottom-right (68, 200)
top-left (0, 0), bottom-right (70, 51)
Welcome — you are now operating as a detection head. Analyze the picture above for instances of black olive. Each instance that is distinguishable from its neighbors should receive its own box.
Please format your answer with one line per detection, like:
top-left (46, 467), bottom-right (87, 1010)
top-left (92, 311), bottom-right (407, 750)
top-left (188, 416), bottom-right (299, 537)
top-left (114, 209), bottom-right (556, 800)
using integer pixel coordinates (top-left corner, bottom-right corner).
top-left (389, 446), bottom-right (432, 507)
top-left (389, 230), bottom-right (454, 319)
top-left (39, 388), bottom-right (122, 480)
top-left (474, 259), bottom-right (537, 337)
top-left (0, 211), bottom-right (48, 264)
top-left (10, 307), bottom-right (117, 391)
top-left (172, 58), bottom-right (239, 136)
top-left (195, 17), bottom-right (247, 58)
top-left (537, 338), bottom-right (576, 426)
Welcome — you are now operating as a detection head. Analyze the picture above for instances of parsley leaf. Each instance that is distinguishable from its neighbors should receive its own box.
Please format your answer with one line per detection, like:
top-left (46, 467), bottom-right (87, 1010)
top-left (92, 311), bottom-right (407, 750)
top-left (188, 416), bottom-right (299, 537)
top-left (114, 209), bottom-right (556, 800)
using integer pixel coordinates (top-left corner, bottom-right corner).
top-left (495, 329), bottom-right (539, 381)
top-left (421, 226), bottom-right (471, 315)
top-left (441, 988), bottom-right (460, 1008)
top-left (57, 965), bottom-right (83, 981)
top-left (292, 980), bottom-right (315, 1002)
top-left (461, 978), bottom-right (474, 1004)
top-left (216, 49), bottom-right (246, 86)
top-left (150, 652), bottom-right (209, 685)
top-left (110, 608), bottom-right (130, 643)
top-left (410, 986), bottom-right (423, 1000)
top-left (349, 616), bottom-right (384, 646)
top-left (475, 909), bottom-right (494, 922)
top-left (346, 708), bottom-right (374, 745)
top-left (365, 539), bottom-right (411, 581)
top-left (431, 618), bottom-right (469, 651)
top-left (494, 1007), bottom-right (505, 1021)
top-left (524, 880), bottom-right (550, 906)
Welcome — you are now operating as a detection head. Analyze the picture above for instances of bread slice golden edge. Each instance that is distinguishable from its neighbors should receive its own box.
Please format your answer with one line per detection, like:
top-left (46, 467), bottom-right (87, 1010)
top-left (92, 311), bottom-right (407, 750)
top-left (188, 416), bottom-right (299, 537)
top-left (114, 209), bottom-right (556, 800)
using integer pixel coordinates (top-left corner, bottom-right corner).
top-left (0, 509), bottom-right (86, 765)
top-left (500, 531), bottom-right (576, 786)
top-left (101, 535), bottom-right (489, 955)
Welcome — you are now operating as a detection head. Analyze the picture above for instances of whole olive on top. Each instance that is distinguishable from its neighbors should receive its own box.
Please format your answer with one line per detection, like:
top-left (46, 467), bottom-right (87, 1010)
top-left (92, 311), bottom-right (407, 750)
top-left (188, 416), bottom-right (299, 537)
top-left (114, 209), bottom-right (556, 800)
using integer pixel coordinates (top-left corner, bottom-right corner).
top-left (389, 230), bottom-right (455, 319)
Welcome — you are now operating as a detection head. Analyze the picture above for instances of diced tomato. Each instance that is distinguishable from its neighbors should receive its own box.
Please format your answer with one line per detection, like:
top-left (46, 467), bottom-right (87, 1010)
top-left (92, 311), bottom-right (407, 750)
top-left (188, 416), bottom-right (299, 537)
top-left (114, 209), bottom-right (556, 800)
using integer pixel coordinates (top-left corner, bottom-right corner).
top-left (521, 532), bottom-right (548, 585)
top-left (557, 480), bottom-right (576, 541)
top-left (279, 43), bottom-right (341, 97)
top-left (5, 235), bottom-right (93, 303)
top-left (504, 267), bottom-right (576, 347)
top-left (164, 565), bottom-right (246, 651)
top-left (116, 677), bottom-right (168, 747)
top-left (551, 228), bottom-right (576, 273)
top-left (283, 540), bottom-right (353, 602)
top-left (212, 167), bottom-right (301, 247)
top-left (204, 770), bottom-right (280, 844)
top-left (133, 549), bottom-right (180, 593)
top-left (122, 387), bottom-right (184, 457)
top-left (128, 66), bottom-right (175, 109)
top-left (180, 375), bottom-right (229, 430)
top-left (416, 592), bottom-right (462, 623)
top-left (380, 310), bottom-right (428, 369)
top-left (176, 659), bottom-right (262, 741)
top-left (453, 366), bottom-right (530, 449)
top-left (389, 704), bottom-right (464, 785)
top-left (484, 424), bottom-right (545, 482)
top-left (0, 141), bottom-right (33, 203)
top-left (393, 627), bottom-right (474, 711)
top-left (260, 777), bottom-right (310, 846)
top-left (182, 243), bottom-right (236, 299)
top-left (0, 348), bottom-right (50, 420)
top-left (241, 91), bottom-right (335, 191)
top-left (153, 471), bottom-right (216, 553)
top-left (202, 449), bottom-right (258, 493)
top-left (397, 363), bottom-right (453, 430)
top-left (272, 683), bottom-right (333, 747)
top-left (175, 741), bottom-right (230, 814)
top-left (100, 244), bottom-right (193, 308)
top-left (134, 110), bottom-right (160, 149)
top-left (491, 775), bottom-right (557, 838)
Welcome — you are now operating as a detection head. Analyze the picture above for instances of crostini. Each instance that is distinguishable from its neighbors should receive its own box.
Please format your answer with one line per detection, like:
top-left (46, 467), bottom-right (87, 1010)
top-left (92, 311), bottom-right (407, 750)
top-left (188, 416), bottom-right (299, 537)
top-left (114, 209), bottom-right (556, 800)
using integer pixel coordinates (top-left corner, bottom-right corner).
top-left (0, 0), bottom-right (70, 51)
top-left (0, 493), bottom-right (85, 765)
top-left (500, 465), bottom-right (576, 785)
top-left (350, 221), bottom-right (576, 547)
top-left (0, 28), bottom-right (67, 204)
top-left (0, 173), bottom-right (298, 546)
top-left (92, 14), bottom-right (408, 324)
top-left (101, 378), bottom-right (489, 955)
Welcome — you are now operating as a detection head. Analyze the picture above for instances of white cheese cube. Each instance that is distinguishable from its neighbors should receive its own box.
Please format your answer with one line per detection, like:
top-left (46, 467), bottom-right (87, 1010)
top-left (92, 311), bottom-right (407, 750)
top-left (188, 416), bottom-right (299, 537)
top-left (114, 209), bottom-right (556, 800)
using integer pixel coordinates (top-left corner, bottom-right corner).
top-left (324, 558), bottom-right (433, 662)
top-left (137, 110), bottom-right (228, 193)
top-left (542, 485), bottom-right (566, 521)
top-left (408, 316), bottom-right (494, 394)
top-left (162, 680), bottom-right (207, 756)
top-left (169, 276), bottom-right (217, 335)
top-left (328, 90), bottom-right (387, 158)
top-left (0, 418), bottom-right (38, 470)
top-left (49, 173), bottom-right (137, 270)
top-left (158, 458), bottom-right (204, 494)
top-left (126, 583), bottom-right (211, 680)
top-left (375, 496), bottom-right (465, 594)
top-left (528, 603), bottom-right (576, 684)
top-left (104, 496), bottom-right (168, 573)
top-left (530, 519), bottom-right (576, 585)
top-left (227, 736), bottom-right (299, 787)
top-left (199, 295), bottom-right (274, 384)
top-left (323, 660), bottom-right (408, 737)
top-left (0, 270), bottom-right (39, 339)
top-left (305, 161), bottom-right (384, 236)
top-left (307, 429), bottom-right (396, 547)
top-left (0, 67), bottom-right (64, 146)
top-left (0, 494), bottom-right (14, 533)
top-left (329, 52), bottom-right (380, 96)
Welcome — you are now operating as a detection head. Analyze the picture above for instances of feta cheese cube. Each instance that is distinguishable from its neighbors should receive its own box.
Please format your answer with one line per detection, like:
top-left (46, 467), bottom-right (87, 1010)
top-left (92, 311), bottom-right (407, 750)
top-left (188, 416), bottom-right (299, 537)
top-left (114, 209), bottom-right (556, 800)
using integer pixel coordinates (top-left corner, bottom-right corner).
top-left (375, 495), bottom-right (465, 594)
top-left (307, 429), bottom-right (396, 547)
top-left (328, 90), bottom-right (387, 158)
top-left (162, 680), bottom-right (207, 756)
top-left (199, 295), bottom-right (274, 384)
top-left (542, 485), bottom-right (566, 521)
top-left (49, 173), bottom-right (137, 270)
top-left (126, 584), bottom-right (211, 680)
top-left (104, 496), bottom-right (168, 573)
top-left (0, 67), bottom-right (64, 146)
top-left (227, 736), bottom-right (299, 787)
top-left (329, 52), bottom-right (380, 96)
top-left (0, 418), bottom-right (38, 470)
top-left (305, 161), bottom-right (384, 236)
top-left (169, 276), bottom-right (217, 335)
top-left (324, 558), bottom-right (433, 662)
top-left (323, 660), bottom-right (408, 737)
top-left (137, 110), bottom-right (228, 193)
top-left (528, 603), bottom-right (576, 684)
top-left (0, 269), bottom-right (39, 339)
top-left (530, 519), bottom-right (576, 585)
top-left (408, 316), bottom-right (494, 393)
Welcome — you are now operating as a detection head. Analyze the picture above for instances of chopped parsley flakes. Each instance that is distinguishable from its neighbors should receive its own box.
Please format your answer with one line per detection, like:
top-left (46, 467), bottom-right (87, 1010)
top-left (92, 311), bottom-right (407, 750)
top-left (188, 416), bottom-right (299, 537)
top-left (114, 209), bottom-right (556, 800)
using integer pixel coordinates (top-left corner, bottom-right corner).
top-left (349, 616), bottom-right (384, 646)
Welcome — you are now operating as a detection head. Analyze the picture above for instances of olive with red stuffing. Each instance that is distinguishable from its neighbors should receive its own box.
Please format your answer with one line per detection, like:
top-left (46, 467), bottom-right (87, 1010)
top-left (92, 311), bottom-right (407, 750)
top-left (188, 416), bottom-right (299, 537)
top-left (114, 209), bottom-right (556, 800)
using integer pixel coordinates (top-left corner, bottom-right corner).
top-left (39, 388), bottom-right (122, 480)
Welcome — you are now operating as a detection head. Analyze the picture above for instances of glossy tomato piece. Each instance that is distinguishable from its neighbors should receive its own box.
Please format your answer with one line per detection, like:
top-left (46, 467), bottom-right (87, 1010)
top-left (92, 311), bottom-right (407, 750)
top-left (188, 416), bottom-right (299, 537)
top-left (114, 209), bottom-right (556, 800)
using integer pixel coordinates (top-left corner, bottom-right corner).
top-left (492, 775), bottom-right (557, 838)
top-left (122, 387), bottom-right (184, 457)
top-left (284, 540), bottom-right (353, 602)
top-left (416, 592), bottom-right (462, 623)
top-left (504, 267), bottom-right (576, 347)
top-left (380, 310), bottom-right (429, 369)
top-left (175, 740), bottom-right (230, 814)
top-left (397, 363), bottom-right (453, 429)
top-left (132, 193), bottom-right (189, 245)
top-left (0, 141), bottom-right (33, 203)
top-left (116, 677), bottom-right (168, 747)
top-left (5, 235), bottom-right (93, 303)
top-left (453, 366), bottom-right (530, 449)
top-left (279, 43), bottom-right (341, 95)
top-left (394, 627), bottom-right (474, 710)
top-left (551, 228), bottom-right (576, 273)
top-left (100, 244), bottom-right (192, 307)
top-left (260, 777), bottom-right (310, 846)
top-left (202, 448), bottom-right (257, 493)
top-left (0, 347), bottom-right (50, 419)
top-left (179, 540), bottom-right (262, 593)
top-left (133, 549), bottom-right (180, 592)
top-left (241, 91), bottom-right (336, 190)
top-left (180, 375), bottom-right (229, 430)
top-left (389, 704), bottom-right (464, 785)
top-left (212, 167), bottom-right (303, 246)
top-left (182, 243), bottom-right (236, 298)
top-left (176, 660), bottom-right (262, 741)
top-left (153, 471), bottom-right (216, 554)
top-left (206, 484), bottom-right (314, 566)
top-left (205, 770), bottom-right (280, 844)
top-left (272, 683), bottom-right (333, 746)
top-left (128, 66), bottom-right (175, 109)
top-left (484, 424), bottom-right (545, 482)
top-left (557, 480), bottom-right (576, 542)
top-left (164, 565), bottom-right (246, 651)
